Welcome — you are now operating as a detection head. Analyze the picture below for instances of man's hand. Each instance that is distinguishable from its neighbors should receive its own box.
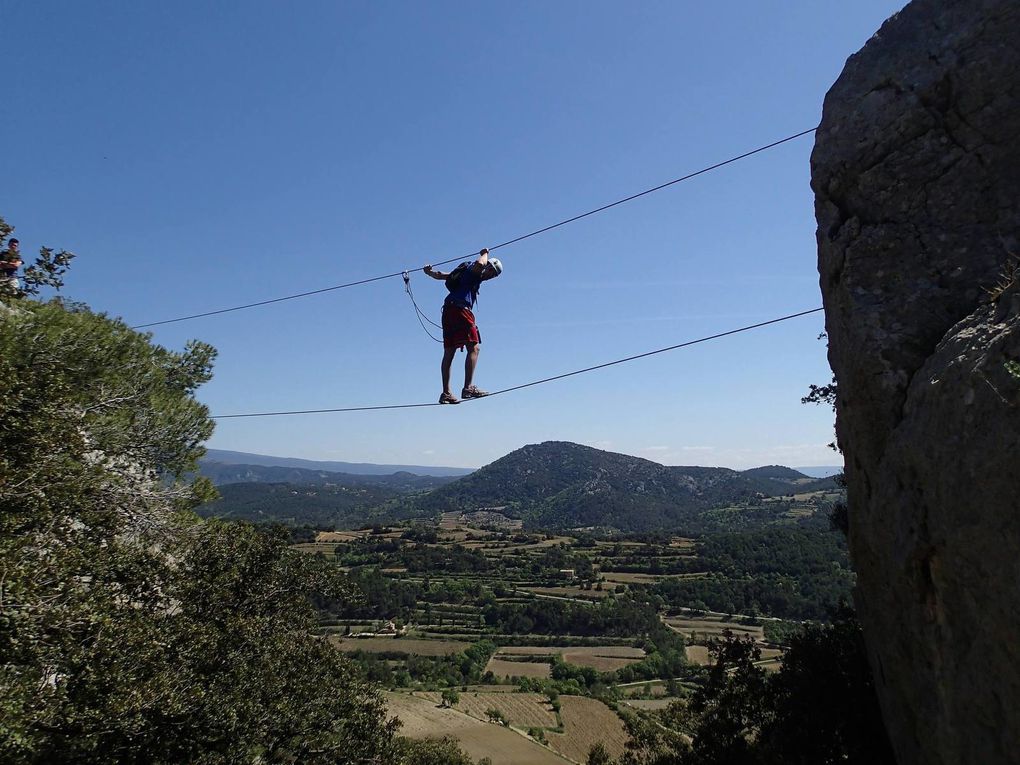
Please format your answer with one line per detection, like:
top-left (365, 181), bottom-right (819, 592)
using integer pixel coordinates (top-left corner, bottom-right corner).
top-left (423, 264), bottom-right (446, 280)
top-left (472, 248), bottom-right (490, 274)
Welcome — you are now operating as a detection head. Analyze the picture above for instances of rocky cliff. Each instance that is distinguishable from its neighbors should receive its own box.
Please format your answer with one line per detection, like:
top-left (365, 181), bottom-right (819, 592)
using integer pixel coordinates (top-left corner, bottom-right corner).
top-left (812, 1), bottom-right (1020, 763)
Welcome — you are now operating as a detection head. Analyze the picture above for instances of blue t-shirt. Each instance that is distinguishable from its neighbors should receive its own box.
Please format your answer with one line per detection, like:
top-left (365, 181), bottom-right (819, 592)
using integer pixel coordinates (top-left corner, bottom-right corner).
top-left (444, 261), bottom-right (483, 309)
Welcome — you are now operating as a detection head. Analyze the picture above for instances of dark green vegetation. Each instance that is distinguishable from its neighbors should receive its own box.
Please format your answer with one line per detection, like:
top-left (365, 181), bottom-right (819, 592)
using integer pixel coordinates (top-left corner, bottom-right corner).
top-left (204, 447), bottom-right (473, 477)
top-left (2, 218), bottom-right (878, 764)
top-left (310, 512), bottom-right (885, 764)
top-left (200, 440), bottom-right (838, 533)
top-left (199, 481), bottom-right (424, 529)
top-left (0, 222), bottom-right (474, 764)
top-left (405, 442), bottom-right (838, 533)
top-left (312, 518), bottom-right (848, 701)
top-left (199, 459), bottom-right (455, 489)
top-left (196, 463), bottom-right (455, 529)
top-left (638, 527), bottom-right (853, 620)
top-left (619, 609), bottom-right (895, 765)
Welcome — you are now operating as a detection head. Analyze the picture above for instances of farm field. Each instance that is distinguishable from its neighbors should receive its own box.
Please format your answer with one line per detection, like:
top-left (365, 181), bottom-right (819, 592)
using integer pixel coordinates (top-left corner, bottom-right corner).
top-left (623, 698), bottom-right (674, 710)
top-left (497, 645), bottom-right (644, 658)
top-left (685, 645), bottom-right (712, 665)
top-left (421, 691), bottom-right (558, 728)
top-left (663, 614), bottom-right (766, 642)
top-left (546, 696), bottom-right (630, 763)
top-left (315, 531), bottom-right (360, 542)
top-left (525, 585), bottom-right (612, 600)
top-left (384, 692), bottom-right (566, 765)
top-left (494, 645), bottom-right (645, 671)
top-left (620, 680), bottom-right (667, 697)
top-left (562, 649), bottom-right (643, 671)
top-left (289, 490), bottom-right (850, 765)
top-left (600, 571), bottom-right (665, 584)
top-left (330, 637), bottom-right (470, 655)
top-left (484, 657), bottom-right (552, 679)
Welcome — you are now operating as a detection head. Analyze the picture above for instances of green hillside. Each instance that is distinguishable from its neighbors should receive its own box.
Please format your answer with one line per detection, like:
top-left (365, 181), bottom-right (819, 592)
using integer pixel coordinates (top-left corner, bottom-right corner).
top-left (199, 460), bottom-right (455, 490)
top-left (406, 441), bottom-right (837, 532)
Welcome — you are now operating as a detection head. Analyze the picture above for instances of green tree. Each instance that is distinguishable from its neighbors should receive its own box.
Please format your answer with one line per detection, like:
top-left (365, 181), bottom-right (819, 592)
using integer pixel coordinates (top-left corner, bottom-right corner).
top-left (0, 216), bottom-right (75, 299)
top-left (587, 742), bottom-right (613, 764)
top-left (392, 737), bottom-right (477, 764)
top-left (485, 708), bottom-right (508, 726)
top-left (441, 688), bottom-right (460, 708)
top-left (619, 610), bottom-right (894, 765)
top-left (0, 258), bottom-right (399, 762)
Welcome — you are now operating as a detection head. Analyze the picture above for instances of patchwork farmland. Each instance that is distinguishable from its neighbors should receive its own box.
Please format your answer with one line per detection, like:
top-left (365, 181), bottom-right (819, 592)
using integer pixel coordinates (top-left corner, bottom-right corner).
top-left (294, 490), bottom-right (849, 764)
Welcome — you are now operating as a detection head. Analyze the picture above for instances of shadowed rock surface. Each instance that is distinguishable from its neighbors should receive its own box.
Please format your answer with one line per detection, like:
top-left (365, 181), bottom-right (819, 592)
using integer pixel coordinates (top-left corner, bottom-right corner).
top-left (812, 0), bottom-right (1020, 763)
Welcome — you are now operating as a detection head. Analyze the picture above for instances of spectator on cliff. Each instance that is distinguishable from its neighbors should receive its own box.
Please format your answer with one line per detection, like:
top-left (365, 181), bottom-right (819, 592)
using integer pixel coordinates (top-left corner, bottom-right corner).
top-left (1, 238), bottom-right (23, 295)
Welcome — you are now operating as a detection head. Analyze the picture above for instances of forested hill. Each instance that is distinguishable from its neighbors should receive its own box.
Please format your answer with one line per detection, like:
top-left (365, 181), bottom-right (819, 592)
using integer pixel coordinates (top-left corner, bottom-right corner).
top-left (199, 460), bottom-right (456, 490)
top-left (202, 448), bottom-right (472, 477)
top-left (407, 441), bottom-right (837, 532)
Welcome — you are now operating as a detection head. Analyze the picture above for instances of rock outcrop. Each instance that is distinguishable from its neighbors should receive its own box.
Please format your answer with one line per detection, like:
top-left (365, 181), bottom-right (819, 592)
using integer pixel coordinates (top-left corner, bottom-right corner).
top-left (812, 1), bottom-right (1020, 763)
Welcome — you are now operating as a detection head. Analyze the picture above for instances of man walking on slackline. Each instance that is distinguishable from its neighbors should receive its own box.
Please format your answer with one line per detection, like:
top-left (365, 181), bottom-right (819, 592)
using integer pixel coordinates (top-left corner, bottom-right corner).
top-left (423, 248), bottom-right (503, 404)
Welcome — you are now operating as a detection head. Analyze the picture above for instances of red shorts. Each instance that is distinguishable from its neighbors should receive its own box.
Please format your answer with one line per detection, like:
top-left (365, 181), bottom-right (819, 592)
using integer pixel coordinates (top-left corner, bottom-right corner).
top-left (442, 304), bottom-right (481, 349)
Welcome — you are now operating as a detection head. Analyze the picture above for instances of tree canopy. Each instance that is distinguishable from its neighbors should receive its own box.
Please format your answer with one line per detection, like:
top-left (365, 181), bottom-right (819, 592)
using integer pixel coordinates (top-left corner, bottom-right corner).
top-left (0, 220), bottom-right (463, 763)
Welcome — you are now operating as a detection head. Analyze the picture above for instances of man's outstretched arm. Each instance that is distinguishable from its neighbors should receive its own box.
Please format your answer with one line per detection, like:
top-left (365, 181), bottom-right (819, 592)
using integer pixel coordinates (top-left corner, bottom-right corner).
top-left (423, 264), bottom-right (450, 280)
top-left (470, 248), bottom-right (489, 275)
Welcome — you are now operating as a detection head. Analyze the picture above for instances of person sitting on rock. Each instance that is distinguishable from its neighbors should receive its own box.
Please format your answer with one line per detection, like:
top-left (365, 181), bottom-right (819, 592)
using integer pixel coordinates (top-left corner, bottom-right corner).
top-left (423, 248), bottom-right (503, 404)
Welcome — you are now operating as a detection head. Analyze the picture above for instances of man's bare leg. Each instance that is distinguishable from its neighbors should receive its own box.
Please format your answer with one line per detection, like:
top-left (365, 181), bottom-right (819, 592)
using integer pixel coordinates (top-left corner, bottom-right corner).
top-left (441, 347), bottom-right (458, 397)
top-left (463, 343), bottom-right (481, 391)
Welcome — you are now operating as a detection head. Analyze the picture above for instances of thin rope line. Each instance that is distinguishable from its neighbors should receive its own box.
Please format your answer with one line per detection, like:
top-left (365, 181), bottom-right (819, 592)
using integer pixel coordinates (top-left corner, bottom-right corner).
top-left (211, 307), bottom-right (823, 419)
top-left (214, 402), bottom-right (439, 418)
top-left (485, 307), bottom-right (823, 397)
top-left (403, 272), bottom-right (442, 329)
top-left (133, 128), bottom-right (816, 329)
top-left (403, 272), bottom-right (443, 342)
top-left (485, 128), bottom-right (817, 253)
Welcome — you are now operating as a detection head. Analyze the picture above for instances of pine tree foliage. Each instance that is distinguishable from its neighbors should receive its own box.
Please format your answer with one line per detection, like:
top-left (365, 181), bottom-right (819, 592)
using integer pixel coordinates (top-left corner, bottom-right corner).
top-left (0, 253), bottom-right (408, 762)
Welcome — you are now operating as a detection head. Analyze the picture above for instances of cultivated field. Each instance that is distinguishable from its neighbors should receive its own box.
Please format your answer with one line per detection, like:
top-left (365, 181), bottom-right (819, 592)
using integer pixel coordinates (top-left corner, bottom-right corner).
top-left (546, 696), bottom-right (630, 763)
top-left (685, 645), bottom-right (712, 665)
top-left (492, 645), bottom-right (645, 672)
top-left (315, 531), bottom-right (360, 542)
top-left (663, 614), bottom-right (765, 641)
top-left (385, 692), bottom-right (566, 765)
top-left (622, 698), bottom-right (674, 711)
top-left (526, 586), bottom-right (612, 600)
top-left (620, 680), bottom-right (667, 697)
top-left (497, 646), bottom-right (643, 658)
top-left (484, 657), bottom-right (552, 679)
top-left (330, 637), bottom-right (470, 656)
top-left (600, 572), bottom-right (665, 585)
top-left (421, 691), bottom-right (558, 728)
top-left (561, 646), bottom-right (644, 671)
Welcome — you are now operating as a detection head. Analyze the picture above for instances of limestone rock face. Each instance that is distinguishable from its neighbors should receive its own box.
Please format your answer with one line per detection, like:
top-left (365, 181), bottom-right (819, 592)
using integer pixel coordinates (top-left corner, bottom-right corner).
top-left (812, 1), bottom-right (1020, 763)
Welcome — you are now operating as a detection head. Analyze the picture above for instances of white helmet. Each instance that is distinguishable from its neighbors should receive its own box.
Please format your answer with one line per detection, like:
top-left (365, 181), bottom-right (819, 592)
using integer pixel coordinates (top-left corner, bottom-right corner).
top-left (489, 258), bottom-right (503, 276)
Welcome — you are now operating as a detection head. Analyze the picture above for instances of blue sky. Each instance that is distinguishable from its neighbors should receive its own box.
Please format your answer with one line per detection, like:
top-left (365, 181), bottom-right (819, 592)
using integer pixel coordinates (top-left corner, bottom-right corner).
top-left (4, 1), bottom-right (904, 470)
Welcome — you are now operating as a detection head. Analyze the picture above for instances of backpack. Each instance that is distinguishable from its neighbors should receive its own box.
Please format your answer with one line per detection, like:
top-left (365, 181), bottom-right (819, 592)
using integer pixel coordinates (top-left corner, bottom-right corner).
top-left (445, 262), bottom-right (470, 292)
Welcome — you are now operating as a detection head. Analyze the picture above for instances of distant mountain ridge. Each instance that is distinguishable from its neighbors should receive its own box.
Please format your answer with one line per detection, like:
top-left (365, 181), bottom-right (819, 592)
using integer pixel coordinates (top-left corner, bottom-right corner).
top-left (202, 449), bottom-right (473, 477)
top-left (198, 461), bottom-right (457, 491)
top-left (199, 442), bottom-right (838, 532)
top-left (407, 441), bottom-right (837, 532)
top-left (793, 465), bottom-right (844, 478)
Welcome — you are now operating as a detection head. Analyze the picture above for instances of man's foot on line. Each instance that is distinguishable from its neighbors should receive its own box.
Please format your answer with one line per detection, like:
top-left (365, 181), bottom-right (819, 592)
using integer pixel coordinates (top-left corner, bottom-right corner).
top-left (462, 385), bottom-right (489, 399)
top-left (439, 392), bottom-right (460, 404)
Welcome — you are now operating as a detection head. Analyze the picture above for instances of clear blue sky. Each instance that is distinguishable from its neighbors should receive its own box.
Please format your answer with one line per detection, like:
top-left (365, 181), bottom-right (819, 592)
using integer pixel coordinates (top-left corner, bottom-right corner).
top-left (4, 1), bottom-right (904, 470)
